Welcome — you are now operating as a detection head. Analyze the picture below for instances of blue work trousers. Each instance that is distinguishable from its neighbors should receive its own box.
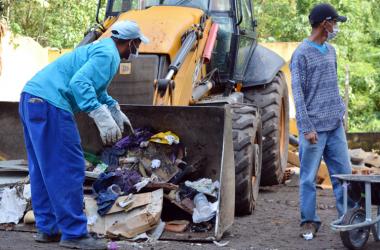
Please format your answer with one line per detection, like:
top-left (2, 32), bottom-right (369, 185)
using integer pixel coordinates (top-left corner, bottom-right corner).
top-left (19, 92), bottom-right (87, 240)
top-left (299, 123), bottom-right (351, 227)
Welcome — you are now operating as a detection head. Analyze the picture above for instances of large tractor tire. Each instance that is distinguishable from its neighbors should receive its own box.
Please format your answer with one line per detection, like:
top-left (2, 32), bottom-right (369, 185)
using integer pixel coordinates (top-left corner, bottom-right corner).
top-left (244, 72), bottom-right (289, 186)
top-left (231, 104), bottom-right (263, 216)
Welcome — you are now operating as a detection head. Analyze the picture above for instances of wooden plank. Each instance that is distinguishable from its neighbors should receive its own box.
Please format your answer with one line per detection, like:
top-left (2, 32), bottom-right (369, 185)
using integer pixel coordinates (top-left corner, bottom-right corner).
top-left (318, 162), bottom-right (332, 188)
top-left (288, 150), bottom-right (332, 189)
top-left (289, 118), bottom-right (298, 136)
top-left (288, 151), bottom-right (300, 167)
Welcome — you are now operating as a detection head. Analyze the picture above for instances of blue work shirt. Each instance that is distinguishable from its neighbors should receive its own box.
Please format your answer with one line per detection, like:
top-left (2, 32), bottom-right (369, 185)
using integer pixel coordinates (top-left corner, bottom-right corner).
top-left (23, 38), bottom-right (120, 113)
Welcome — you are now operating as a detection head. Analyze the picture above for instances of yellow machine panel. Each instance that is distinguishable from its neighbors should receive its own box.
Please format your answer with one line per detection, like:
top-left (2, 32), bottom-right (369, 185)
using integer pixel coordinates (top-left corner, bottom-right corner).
top-left (100, 6), bottom-right (205, 61)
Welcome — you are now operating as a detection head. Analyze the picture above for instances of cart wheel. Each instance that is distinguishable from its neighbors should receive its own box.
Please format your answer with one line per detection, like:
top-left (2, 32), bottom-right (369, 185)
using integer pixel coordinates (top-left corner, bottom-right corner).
top-left (372, 224), bottom-right (380, 242)
top-left (372, 206), bottom-right (380, 242)
top-left (340, 208), bottom-right (370, 250)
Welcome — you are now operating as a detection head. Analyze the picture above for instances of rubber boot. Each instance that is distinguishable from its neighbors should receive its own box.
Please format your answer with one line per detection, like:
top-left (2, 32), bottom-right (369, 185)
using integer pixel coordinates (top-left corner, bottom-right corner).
top-left (59, 235), bottom-right (107, 250)
top-left (34, 232), bottom-right (61, 243)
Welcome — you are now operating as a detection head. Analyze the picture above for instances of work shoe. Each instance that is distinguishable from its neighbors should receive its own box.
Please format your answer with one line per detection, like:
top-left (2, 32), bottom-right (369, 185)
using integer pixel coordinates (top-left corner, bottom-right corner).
top-left (34, 232), bottom-right (61, 243)
top-left (59, 235), bottom-right (107, 249)
top-left (299, 222), bottom-right (318, 240)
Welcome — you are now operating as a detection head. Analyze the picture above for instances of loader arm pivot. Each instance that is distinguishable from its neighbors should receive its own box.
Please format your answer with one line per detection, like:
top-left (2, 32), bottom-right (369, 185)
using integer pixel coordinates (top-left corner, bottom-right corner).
top-left (153, 26), bottom-right (201, 105)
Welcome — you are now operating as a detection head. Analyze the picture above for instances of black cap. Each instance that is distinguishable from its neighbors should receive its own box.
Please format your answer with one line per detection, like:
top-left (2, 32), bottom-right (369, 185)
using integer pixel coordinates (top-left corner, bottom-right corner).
top-left (309, 3), bottom-right (347, 26)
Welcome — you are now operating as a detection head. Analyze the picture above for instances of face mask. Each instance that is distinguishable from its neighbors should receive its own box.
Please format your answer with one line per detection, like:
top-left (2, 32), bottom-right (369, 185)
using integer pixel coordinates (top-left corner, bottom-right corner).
top-left (128, 41), bottom-right (139, 60)
top-left (327, 25), bottom-right (339, 41)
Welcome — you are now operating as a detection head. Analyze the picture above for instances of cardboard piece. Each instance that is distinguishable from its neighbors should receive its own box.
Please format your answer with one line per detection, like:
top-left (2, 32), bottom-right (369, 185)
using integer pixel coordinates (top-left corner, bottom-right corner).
top-left (106, 192), bottom-right (152, 215)
top-left (85, 189), bottom-right (163, 239)
top-left (165, 220), bottom-right (189, 233)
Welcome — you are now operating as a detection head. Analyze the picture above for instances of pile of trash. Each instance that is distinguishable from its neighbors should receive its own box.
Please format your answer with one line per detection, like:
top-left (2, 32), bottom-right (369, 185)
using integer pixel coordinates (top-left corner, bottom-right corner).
top-left (0, 128), bottom-right (220, 243)
top-left (83, 128), bottom-right (220, 241)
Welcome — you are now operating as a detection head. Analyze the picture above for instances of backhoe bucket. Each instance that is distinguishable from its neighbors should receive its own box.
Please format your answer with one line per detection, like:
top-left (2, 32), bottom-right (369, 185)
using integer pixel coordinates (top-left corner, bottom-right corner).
top-left (0, 102), bottom-right (235, 241)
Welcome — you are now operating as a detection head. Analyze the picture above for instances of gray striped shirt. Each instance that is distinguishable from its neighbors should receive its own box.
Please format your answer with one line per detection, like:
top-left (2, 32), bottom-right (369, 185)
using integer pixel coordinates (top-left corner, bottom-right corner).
top-left (290, 39), bottom-right (345, 134)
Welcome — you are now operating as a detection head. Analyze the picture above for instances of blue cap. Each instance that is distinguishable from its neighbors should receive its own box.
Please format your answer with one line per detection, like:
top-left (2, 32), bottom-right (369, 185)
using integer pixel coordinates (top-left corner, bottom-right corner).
top-left (111, 20), bottom-right (149, 44)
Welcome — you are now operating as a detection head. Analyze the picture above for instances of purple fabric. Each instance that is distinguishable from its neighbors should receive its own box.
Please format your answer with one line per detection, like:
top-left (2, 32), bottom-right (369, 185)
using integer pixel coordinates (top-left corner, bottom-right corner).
top-left (115, 128), bottom-right (153, 149)
top-left (113, 169), bottom-right (142, 194)
top-left (101, 147), bottom-right (126, 166)
top-left (92, 169), bottom-right (142, 197)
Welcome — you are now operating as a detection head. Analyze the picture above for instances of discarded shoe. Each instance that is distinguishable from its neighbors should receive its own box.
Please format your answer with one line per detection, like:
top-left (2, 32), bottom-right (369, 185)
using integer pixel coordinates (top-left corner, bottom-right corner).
top-left (59, 235), bottom-right (107, 249)
top-left (34, 232), bottom-right (61, 243)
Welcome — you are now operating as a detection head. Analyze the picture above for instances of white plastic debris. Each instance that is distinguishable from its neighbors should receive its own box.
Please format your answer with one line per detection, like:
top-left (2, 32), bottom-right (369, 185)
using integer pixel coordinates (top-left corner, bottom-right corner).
top-left (213, 240), bottom-right (229, 247)
top-left (302, 232), bottom-right (314, 240)
top-left (23, 184), bottom-right (31, 200)
top-left (118, 194), bottom-right (134, 208)
top-left (185, 178), bottom-right (220, 197)
top-left (87, 215), bottom-right (98, 226)
top-left (0, 187), bottom-right (28, 224)
top-left (151, 159), bottom-right (161, 169)
top-left (131, 233), bottom-right (150, 242)
top-left (134, 177), bottom-right (151, 192)
top-left (165, 135), bottom-right (178, 145)
top-left (139, 141), bottom-right (150, 148)
top-left (148, 220), bottom-right (166, 240)
top-left (192, 193), bottom-right (218, 223)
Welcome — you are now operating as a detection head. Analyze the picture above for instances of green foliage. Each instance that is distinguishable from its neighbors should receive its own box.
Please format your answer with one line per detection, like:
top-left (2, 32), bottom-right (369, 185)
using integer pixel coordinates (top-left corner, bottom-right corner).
top-left (0, 0), bottom-right (378, 131)
top-left (255, 0), bottom-right (380, 132)
top-left (0, 0), bottom-right (103, 48)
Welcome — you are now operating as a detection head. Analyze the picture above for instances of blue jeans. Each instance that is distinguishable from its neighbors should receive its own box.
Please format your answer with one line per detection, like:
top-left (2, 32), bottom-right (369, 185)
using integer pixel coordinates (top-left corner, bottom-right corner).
top-left (299, 123), bottom-right (351, 227)
top-left (19, 92), bottom-right (88, 240)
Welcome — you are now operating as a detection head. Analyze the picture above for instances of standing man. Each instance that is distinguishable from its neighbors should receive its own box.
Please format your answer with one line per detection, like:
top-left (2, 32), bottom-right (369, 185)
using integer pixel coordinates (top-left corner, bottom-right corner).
top-left (19, 20), bottom-right (148, 249)
top-left (290, 3), bottom-right (351, 239)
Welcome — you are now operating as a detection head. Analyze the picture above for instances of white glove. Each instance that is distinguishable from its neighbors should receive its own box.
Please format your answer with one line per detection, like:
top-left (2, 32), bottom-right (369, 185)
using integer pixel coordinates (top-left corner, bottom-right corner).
top-left (108, 103), bottom-right (134, 134)
top-left (89, 105), bottom-right (122, 144)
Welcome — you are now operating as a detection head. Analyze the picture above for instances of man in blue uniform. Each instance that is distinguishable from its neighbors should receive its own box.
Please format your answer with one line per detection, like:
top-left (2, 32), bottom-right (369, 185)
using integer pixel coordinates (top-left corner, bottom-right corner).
top-left (19, 20), bottom-right (148, 249)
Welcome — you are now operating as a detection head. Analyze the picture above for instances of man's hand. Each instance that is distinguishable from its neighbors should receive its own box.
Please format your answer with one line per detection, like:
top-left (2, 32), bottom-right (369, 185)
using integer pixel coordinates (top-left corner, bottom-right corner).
top-left (108, 103), bottom-right (134, 134)
top-left (304, 131), bottom-right (318, 144)
top-left (88, 105), bottom-right (122, 145)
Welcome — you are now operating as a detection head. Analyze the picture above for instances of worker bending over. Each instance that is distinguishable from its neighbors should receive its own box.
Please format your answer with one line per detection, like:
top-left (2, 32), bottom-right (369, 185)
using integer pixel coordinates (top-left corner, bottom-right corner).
top-left (19, 20), bottom-right (148, 249)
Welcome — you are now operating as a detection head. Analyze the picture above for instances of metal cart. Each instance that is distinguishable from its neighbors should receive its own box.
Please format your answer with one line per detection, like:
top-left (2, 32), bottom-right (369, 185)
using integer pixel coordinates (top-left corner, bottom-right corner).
top-left (330, 174), bottom-right (380, 250)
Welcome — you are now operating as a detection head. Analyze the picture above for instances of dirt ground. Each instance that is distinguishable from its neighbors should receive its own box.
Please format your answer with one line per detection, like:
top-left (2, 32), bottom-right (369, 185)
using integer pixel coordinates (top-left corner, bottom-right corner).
top-left (0, 185), bottom-right (379, 250)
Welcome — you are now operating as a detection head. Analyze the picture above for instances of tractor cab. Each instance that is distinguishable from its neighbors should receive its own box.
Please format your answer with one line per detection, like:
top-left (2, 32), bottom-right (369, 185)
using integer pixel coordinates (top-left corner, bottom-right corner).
top-left (103, 0), bottom-right (258, 84)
